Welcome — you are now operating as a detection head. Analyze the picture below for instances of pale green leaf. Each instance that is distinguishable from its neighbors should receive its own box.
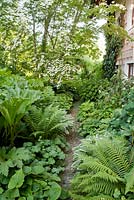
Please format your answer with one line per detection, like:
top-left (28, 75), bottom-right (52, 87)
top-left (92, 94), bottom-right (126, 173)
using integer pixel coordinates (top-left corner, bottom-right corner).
top-left (0, 187), bottom-right (3, 194)
top-left (27, 196), bottom-right (34, 200)
top-left (48, 182), bottom-right (61, 200)
top-left (32, 165), bottom-right (44, 175)
top-left (18, 197), bottom-right (26, 200)
top-left (4, 188), bottom-right (20, 198)
top-left (8, 169), bottom-right (25, 189)
top-left (125, 167), bottom-right (134, 194)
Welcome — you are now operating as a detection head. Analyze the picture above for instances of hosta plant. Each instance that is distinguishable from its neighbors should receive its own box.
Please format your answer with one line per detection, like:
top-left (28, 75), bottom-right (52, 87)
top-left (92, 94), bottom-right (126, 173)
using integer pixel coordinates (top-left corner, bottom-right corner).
top-left (70, 137), bottom-right (134, 200)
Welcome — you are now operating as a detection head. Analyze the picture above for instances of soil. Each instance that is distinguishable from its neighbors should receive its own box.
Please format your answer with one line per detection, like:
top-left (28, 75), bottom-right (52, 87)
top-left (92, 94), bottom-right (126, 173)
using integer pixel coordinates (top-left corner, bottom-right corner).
top-left (61, 101), bottom-right (82, 190)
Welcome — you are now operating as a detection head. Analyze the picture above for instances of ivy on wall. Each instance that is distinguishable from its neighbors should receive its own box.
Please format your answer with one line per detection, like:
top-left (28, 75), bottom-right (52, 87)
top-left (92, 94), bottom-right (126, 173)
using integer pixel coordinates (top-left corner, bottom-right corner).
top-left (102, 33), bottom-right (123, 79)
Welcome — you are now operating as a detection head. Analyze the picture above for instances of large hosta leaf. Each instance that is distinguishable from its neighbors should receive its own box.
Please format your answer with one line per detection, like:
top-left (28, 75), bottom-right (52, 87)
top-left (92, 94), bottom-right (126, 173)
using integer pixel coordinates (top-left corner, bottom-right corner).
top-left (8, 169), bottom-right (25, 189)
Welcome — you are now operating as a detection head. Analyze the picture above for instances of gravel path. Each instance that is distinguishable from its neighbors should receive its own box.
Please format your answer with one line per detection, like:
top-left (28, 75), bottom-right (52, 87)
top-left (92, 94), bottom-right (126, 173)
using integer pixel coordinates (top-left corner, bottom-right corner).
top-left (61, 101), bottom-right (81, 190)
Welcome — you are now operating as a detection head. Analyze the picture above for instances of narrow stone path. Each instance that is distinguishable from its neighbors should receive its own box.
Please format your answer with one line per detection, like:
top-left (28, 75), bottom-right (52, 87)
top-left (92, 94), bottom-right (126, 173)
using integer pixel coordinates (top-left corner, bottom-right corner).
top-left (61, 101), bottom-right (82, 191)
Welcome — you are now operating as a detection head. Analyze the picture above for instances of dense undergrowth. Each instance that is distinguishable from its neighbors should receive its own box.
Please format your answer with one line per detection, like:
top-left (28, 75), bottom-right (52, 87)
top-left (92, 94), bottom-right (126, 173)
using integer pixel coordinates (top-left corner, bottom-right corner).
top-left (0, 69), bottom-right (74, 199)
top-left (1, 59), bottom-right (134, 200)
top-left (0, 0), bottom-right (130, 199)
top-left (69, 67), bottom-right (134, 199)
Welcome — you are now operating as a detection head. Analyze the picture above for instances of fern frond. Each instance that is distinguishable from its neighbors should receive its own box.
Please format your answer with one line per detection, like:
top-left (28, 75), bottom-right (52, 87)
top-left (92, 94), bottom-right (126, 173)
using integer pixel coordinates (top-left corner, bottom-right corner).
top-left (70, 193), bottom-right (88, 200)
top-left (81, 180), bottom-right (114, 195)
top-left (87, 195), bottom-right (115, 200)
top-left (92, 171), bottom-right (123, 183)
top-left (71, 173), bottom-right (119, 196)
top-left (24, 105), bottom-right (73, 138)
top-left (71, 138), bottom-right (131, 199)
top-left (79, 158), bottom-right (117, 176)
top-left (24, 106), bottom-right (42, 132)
top-left (71, 189), bottom-right (115, 200)
top-left (95, 140), bottom-right (130, 177)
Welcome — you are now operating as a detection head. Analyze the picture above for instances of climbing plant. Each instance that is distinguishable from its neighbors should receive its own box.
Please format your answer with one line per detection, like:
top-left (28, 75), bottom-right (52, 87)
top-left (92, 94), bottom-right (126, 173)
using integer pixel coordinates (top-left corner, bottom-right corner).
top-left (103, 34), bottom-right (123, 79)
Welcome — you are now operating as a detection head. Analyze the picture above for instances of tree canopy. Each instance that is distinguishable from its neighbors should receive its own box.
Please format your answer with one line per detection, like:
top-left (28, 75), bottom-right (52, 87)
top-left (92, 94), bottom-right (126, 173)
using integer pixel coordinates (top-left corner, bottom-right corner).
top-left (0, 0), bottom-right (126, 80)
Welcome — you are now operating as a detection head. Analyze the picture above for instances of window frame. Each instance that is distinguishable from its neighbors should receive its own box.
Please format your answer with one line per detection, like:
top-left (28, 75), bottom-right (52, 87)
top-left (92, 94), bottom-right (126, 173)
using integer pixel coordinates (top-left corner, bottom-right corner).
top-left (128, 63), bottom-right (134, 78)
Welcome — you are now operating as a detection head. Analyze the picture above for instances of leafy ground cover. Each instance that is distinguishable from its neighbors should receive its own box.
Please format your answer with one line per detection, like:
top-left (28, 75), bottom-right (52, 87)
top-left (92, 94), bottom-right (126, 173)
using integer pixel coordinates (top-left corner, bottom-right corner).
top-left (0, 69), bottom-right (74, 199)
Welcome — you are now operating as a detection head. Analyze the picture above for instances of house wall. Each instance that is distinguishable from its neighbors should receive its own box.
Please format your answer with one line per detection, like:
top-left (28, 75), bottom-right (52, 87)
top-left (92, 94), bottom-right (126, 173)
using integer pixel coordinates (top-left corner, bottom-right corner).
top-left (117, 0), bottom-right (134, 77)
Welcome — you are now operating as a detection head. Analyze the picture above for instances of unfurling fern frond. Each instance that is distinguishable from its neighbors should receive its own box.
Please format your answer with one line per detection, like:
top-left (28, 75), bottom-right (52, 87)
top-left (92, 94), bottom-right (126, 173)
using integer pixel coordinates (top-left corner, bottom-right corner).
top-left (71, 138), bottom-right (134, 199)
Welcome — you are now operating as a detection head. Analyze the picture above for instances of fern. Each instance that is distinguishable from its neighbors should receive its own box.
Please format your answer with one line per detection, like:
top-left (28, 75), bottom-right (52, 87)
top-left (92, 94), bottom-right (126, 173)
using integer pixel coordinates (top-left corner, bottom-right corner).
top-left (24, 105), bottom-right (73, 138)
top-left (71, 138), bottom-right (134, 199)
top-left (87, 195), bottom-right (115, 200)
top-left (94, 140), bottom-right (130, 178)
top-left (71, 193), bottom-right (115, 200)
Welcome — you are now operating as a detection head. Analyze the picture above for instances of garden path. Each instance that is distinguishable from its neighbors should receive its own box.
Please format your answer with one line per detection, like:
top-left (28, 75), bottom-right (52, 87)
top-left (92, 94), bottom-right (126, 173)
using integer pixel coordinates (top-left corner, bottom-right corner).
top-left (61, 101), bottom-right (81, 191)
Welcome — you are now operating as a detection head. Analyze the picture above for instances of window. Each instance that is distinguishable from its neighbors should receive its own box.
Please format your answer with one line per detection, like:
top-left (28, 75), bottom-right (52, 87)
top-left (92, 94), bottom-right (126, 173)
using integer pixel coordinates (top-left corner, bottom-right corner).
top-left (128, 63), bottom-right (134, 78)
top-left (132, 7), bottom-right (134, 25)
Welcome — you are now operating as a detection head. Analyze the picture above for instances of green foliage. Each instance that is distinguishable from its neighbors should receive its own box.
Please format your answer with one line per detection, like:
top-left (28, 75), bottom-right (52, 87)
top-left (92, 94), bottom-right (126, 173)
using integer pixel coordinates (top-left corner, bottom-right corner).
top-left (57, 77), bottom-right (82, 101)
top-left (77, 101), bottom-right (95, 121)
top-left (28, 78), bottom-right (73, 111)
top-left (0, 138), bottom-right (66, 199)
top-left (8, 169), bottom-right (25, 190)
top-left (0, 0), bottom-right (127, 80)
top-left (54, 93), bottom-right (73, 111)
top-left (23, 137), bottom-right (66, 175)
top-left (78, 62), bottom-right (109, 102)
top-left (77, 101), bottom-right (112, 137)
top-left (71, 138), bottom-right (134, 200)
top-left (24, 105), bottom-right (73, 139)
top-left (34, 86), bottom-right (56, 109)
top-left (102, 34), bottom-right (123, 79)
top-left (0, 70), bottom-right (74, 148)
top-left (108, 88), bottom-right (134, 144)
top-left (0, 77), bottom-right (40, 146)
top-left (77, 72), bottom-right (134, 137)
top-left (0, 0), bottom-right (101, 76)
